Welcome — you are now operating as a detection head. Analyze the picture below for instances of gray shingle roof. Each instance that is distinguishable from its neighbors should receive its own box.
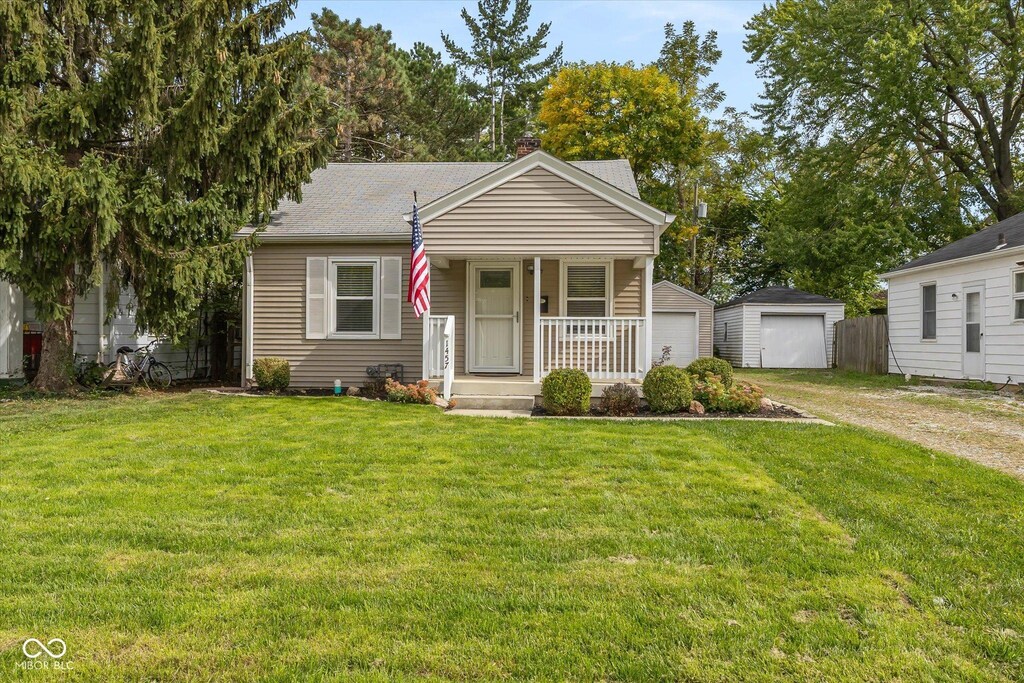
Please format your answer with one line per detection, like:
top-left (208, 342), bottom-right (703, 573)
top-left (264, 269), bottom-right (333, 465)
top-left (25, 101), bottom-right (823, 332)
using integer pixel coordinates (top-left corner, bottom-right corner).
top-left (716, 287), bottom-right (844, 310)
top-left (252, 159), bottom-right (640, 238)
top-left (888, 211), bottom-right (1024, 273)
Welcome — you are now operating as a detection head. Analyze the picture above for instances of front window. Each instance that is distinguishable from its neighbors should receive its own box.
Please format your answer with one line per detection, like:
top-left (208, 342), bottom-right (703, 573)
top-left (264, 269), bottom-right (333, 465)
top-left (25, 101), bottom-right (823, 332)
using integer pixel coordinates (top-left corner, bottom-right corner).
top-left (333, 260), bottom-right (378, 337)
top-left (922, 283), bottom-right (937, 340)
top-left (1014, 270), bottom-right (1024, 321)
top-left (564, 263), bottom-right (610, 317)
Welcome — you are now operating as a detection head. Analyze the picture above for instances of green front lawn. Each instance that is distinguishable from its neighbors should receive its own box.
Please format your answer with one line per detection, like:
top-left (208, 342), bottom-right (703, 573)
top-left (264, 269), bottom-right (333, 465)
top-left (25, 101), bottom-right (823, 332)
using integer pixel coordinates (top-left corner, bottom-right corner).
top-left (1, 395), bottom-right (1022, 681)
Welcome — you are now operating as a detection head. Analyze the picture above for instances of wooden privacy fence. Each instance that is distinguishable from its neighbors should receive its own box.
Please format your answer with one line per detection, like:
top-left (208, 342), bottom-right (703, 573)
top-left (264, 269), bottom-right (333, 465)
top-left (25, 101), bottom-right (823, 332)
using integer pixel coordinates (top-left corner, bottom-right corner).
top-left (834, 315), bottom-right (889, 374)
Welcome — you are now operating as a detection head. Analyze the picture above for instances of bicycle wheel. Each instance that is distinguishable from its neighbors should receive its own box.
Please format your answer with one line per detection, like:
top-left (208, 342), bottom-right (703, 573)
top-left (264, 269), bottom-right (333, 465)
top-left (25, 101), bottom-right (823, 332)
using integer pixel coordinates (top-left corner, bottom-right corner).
top-left (146, 361), bottom-right (173, 389)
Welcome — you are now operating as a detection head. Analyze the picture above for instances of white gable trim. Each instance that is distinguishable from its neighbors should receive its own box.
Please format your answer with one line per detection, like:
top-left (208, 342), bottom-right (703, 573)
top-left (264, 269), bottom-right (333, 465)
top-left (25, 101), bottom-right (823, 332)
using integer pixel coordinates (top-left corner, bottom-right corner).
top-left (404, 150), bottom-right (675, 229)
top-left (652, 280), bottom-right (715, 307)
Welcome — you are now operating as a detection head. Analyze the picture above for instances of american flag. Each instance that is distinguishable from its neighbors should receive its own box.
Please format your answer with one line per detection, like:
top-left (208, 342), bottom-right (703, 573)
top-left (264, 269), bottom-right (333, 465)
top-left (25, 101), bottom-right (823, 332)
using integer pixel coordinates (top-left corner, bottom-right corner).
top-left (408, 202), bottom-right (430, 317)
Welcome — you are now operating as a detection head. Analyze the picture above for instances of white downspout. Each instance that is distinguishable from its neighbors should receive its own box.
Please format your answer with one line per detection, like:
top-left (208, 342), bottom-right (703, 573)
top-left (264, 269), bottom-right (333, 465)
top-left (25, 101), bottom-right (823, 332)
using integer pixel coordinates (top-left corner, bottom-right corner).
top-left (97, 262), bottom-right (107, 364)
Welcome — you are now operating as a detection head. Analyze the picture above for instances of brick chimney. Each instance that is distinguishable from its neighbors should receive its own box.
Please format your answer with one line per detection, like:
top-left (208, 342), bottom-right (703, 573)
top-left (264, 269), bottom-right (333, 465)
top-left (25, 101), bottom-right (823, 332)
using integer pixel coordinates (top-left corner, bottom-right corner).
top-left (516, 135), bottom-right (541, 158)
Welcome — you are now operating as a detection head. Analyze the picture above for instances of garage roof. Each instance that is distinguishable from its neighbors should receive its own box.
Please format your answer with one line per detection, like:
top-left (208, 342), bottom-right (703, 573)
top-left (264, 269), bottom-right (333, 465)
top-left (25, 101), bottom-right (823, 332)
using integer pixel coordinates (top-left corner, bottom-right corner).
top-left (716, 287), bottom-right (843, 310)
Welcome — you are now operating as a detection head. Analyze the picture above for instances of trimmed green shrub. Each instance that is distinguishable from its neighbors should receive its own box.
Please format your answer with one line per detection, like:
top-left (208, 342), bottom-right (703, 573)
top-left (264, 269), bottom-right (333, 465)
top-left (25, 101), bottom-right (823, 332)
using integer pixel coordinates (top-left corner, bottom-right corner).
top-left (253, 357), bottom-right (290, 391)
top-left (687, 357), bottom-right (734, 389)
top-left (600, 382), bottom-right (641, 416)
top-left (541, 368), bottom-right (592, 416)
top-left (642, 365), bottom-right (693, 413)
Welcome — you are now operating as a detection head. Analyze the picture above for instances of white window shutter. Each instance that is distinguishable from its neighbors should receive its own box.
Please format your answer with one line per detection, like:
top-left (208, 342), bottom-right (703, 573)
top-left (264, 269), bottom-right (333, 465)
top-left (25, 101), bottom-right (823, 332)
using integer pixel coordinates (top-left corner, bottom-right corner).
top-left (380, 256), bottom-right (403, 340)
top-left (305, 257), bottom-right (328, 339)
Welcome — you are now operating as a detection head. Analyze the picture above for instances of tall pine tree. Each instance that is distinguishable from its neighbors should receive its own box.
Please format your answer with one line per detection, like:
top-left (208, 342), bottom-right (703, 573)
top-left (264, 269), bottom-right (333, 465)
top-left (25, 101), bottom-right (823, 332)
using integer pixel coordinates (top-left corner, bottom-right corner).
top-left (441, 0), bottom-right (562, 156)
top-left (0, 1), bottom-right (331, 391)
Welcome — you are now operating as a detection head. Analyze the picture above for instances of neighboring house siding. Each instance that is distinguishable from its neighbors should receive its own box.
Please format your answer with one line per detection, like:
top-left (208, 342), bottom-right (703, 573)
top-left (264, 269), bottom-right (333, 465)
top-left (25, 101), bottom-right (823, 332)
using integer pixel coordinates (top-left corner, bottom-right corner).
top-left (425, 168), bottom-right (657, 256)
top-left (252, 243), bottom-right (423, 387)
top-left (713, 306), bottom-right (745, 366)
top-left (887, 252), bottom-right (1024, 383)
top-left (652, 283), bottom-right (713, 358)
top-left (0, 281), bottom-right (21, 378)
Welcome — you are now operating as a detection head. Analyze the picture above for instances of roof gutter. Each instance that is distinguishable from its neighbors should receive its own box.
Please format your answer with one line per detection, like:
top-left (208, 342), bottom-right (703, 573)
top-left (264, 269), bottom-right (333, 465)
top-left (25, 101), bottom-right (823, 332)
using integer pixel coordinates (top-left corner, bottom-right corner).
top-left (879, 244), bottom-right (1024, 279)
top-left (232, 232), bottom-right (408, 244)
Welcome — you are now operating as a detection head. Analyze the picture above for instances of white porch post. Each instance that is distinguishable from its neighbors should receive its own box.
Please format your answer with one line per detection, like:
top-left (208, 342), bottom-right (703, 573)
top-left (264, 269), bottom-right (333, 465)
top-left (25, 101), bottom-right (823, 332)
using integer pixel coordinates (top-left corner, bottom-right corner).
top-left (242, 253), bottom-right (254, 388)
top-left (532, 256), bottom-right (541, 382)
top-left (421, 256), bottom-right (431, 380)
top-left (643, 256), bottom-right (654, 373)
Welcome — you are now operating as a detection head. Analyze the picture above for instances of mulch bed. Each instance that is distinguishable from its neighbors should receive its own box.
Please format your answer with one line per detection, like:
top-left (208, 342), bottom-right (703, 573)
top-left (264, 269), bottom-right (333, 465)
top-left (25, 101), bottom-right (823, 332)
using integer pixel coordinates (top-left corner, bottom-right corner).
top-left (530, 403), bottom-right (807, 419)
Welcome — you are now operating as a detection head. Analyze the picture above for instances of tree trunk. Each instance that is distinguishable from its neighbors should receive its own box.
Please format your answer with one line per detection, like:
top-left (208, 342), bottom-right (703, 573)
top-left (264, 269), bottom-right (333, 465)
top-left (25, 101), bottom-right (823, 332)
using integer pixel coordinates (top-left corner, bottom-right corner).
top-left (209, 309), bottom-right (229, 381)
top-left (32, 284), bottom-right (76, 393)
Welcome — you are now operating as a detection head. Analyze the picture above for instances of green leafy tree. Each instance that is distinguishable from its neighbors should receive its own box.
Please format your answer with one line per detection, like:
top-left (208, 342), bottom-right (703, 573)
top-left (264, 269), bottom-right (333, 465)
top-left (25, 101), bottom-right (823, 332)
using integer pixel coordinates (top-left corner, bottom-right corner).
top-left (762, 140), bottom-right (973, 315)
top-left (442, 0), bottom-right (562, 155)
top-left (0, 1), bottom-right (330, 392)
top-left (401, 43), bottom-right (486, 160)
top-left (746, 0), bottom-right (1024, 221)
top-left (311, 11), bottom-right (411, 161)
top-left (538, 62), bottom-right (701, 187)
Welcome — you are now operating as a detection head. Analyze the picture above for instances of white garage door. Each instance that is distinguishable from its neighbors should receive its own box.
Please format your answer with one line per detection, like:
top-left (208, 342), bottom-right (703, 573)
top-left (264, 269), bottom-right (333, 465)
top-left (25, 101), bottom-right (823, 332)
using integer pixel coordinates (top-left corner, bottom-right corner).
top-left (760, 314), bottom-right (826, 368)
top-left (652, 312), bottom-right (698, 367)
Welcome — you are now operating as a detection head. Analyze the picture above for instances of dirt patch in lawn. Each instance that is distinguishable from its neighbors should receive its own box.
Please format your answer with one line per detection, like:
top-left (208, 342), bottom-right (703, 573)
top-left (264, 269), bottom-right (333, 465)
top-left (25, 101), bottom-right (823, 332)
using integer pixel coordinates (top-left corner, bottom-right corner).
top-left (742, 371), bottom-right (1024, 479)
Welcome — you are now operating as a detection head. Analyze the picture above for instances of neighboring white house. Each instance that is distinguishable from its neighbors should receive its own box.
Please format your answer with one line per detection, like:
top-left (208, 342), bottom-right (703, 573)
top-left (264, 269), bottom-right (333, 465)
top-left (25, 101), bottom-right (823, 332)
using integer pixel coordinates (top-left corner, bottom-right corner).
top-left (713, 287), bottom-right (845, 368)
top-left (0, 275), bottom-right (200, 380)
top-left (881, 213), bottom-right (1024, 384)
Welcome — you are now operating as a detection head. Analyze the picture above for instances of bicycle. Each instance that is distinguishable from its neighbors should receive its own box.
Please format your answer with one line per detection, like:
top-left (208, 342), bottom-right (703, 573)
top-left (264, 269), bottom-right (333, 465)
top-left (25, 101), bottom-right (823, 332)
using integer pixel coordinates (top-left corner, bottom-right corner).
top-left (107, 340), bottom-right (173, 389)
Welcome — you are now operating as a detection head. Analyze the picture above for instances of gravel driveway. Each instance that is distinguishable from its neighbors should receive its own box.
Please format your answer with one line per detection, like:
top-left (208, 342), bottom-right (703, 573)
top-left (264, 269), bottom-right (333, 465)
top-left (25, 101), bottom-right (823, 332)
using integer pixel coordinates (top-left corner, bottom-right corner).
top-left (738, 370), bottom-right (1024, 479)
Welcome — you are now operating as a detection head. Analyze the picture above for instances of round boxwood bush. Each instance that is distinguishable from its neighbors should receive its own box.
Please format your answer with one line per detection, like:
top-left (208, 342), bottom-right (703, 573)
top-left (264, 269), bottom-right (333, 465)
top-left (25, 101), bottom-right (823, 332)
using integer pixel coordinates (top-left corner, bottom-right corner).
top-left (253, 357), bottom-right (291, 391)
top-left (541, 368), bottom-right (592, 415)
top-left (686, 357), bottom-right (734, 389)
top-left (642, 365), bottom-right (693, 413)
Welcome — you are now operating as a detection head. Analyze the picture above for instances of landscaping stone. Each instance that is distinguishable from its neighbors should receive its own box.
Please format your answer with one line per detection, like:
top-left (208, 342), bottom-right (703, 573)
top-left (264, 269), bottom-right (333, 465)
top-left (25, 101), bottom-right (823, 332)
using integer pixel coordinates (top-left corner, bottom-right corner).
top-left (345, 386), bottom-right (360, 396)
top-left (689, 400), bottom-right (705, 415)
top-left (760, 397), bottom-right (774, 411)
top-left (432, 396), bottom-right (449, 409)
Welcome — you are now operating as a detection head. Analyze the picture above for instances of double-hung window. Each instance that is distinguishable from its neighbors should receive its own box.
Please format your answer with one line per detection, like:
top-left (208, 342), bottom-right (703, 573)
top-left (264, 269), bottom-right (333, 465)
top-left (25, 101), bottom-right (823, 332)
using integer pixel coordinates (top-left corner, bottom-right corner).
top-left (921, 283), bottom-right (937, 340)
top-left (563, 262), bottom-right (611, 317)
top-left (1013, 270), bottom-right (1024, 322)
top-left (332, 259), bottom-right (378, 338)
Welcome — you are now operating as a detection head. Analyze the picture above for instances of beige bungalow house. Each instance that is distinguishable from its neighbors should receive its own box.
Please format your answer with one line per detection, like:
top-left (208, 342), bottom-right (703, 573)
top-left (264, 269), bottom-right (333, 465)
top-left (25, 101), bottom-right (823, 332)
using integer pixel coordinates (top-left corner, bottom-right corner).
top-left (241, 142), bottom-right (676, 403)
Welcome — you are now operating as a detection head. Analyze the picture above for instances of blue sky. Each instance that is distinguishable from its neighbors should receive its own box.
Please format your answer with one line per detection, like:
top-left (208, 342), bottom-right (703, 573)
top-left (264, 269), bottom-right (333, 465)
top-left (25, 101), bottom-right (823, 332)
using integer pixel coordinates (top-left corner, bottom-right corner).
top-left (285, 0), bottom-right (765, 114)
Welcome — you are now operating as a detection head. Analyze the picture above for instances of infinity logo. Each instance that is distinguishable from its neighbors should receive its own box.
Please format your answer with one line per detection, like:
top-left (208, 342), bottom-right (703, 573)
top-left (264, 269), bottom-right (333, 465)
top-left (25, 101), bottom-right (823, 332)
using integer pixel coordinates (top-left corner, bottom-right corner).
top-left (22, 638), bottom-right (67, 659)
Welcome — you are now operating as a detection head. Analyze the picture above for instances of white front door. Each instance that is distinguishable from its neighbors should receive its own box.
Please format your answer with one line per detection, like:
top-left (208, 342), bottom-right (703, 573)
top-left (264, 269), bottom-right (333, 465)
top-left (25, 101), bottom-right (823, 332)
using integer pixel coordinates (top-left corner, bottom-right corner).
top-left (468, 262), bottom-right (521, 373)
top-left (962, 286), bottom-right (985, 379)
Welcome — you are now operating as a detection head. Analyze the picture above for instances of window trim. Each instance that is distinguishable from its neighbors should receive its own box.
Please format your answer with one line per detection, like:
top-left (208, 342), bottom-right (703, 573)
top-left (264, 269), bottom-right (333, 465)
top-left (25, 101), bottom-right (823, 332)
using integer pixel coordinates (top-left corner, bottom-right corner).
top-left (560, 259), bottom-right (613, 319)
top-left (921, 282), bottom-right (937, 342)
top-left (1012, 268), bottom-right (1024, 323)
top-left (723, 321), bottom-right (729, 342)
top-left (329, 257), bottom-right (380, 340)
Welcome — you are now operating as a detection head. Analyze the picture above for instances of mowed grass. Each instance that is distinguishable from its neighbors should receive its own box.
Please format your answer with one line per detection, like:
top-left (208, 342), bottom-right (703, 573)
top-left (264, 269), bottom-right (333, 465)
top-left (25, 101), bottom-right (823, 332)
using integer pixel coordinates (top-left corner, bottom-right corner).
top-left (1, 395), bottom-right (1022, 681)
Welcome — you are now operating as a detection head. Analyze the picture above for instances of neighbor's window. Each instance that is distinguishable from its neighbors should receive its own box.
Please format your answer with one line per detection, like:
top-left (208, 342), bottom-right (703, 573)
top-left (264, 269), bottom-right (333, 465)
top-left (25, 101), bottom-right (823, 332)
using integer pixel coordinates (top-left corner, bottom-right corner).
top-left (564, 263), bottom-right (610, 317)
top-left (921, 283), bottom-right (937, 340)
top-left (1014, 270), bottom-right (1024, 321)
top-left (333, 260), bottom-right (378, 336)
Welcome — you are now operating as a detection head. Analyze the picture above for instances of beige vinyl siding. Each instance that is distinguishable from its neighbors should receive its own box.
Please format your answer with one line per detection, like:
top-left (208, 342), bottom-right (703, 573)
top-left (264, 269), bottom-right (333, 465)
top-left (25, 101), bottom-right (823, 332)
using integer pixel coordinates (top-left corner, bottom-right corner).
top-left (427, 260), bottom-right (468, 375)
top-left (652, 282), bottom-right (713, 357)
top-left (425, 168), bottom-right (657, 256)
top-left (252, 243), bottom-right (422, 387)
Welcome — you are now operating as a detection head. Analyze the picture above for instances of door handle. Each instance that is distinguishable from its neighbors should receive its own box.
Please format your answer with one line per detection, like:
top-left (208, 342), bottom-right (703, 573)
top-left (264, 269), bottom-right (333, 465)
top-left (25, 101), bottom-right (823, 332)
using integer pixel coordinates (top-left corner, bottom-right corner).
top-left (515, 311), bottom-right (520, 323)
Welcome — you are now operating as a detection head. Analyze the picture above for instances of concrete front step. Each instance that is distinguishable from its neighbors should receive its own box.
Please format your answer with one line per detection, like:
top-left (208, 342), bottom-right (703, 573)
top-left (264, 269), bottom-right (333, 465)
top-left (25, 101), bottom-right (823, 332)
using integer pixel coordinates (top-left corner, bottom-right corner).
top-left (450, 394), bottom-right (536, 411)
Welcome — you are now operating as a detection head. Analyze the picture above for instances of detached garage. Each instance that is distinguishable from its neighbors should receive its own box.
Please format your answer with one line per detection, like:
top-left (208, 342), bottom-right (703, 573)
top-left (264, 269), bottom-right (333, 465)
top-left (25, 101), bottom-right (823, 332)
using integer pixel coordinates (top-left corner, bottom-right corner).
top-left (713, 287), bottom-right (845, 368)
top-left (651, 281), bottom-right (714, 367)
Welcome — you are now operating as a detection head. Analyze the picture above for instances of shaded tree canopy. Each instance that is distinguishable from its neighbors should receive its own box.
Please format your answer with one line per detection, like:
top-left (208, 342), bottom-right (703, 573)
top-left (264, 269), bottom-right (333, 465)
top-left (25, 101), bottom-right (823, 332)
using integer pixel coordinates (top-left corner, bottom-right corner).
top-left (0, 0), bottom-right (331, 391)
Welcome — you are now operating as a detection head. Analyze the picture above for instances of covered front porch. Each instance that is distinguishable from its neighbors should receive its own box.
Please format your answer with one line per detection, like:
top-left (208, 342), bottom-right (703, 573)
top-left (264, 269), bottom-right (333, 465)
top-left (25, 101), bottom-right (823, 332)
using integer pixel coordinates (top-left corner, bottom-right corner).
top-left (422, 255), bottom-right (654, 400)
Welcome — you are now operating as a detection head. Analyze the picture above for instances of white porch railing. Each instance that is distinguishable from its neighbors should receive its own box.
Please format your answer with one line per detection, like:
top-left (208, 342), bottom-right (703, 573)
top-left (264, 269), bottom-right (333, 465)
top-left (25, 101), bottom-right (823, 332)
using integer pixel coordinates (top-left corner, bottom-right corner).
top-left (427, 315), bottom-right (455, 400)
top-left (538, 317), bottom-right (647, 381)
